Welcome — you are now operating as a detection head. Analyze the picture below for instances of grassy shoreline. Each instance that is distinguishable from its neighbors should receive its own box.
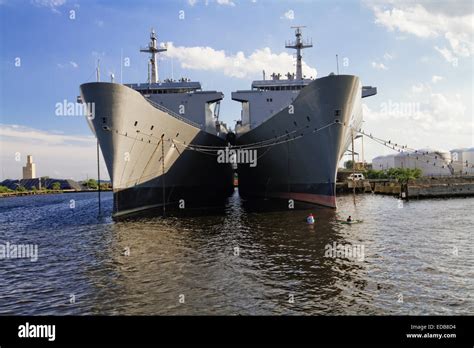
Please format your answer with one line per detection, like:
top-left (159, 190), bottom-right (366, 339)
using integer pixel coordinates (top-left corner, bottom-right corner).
top-left (0, 189), bottom-right (112, 198)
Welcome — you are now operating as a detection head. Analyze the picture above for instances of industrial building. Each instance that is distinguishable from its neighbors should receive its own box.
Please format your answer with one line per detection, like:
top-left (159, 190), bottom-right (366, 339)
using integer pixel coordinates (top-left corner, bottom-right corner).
top-left (372, 149), bottom-right (453, 176)
top-left (450, 148), bottom-right (474, 175)
top-left (22, 155), bottom-right (36, 179)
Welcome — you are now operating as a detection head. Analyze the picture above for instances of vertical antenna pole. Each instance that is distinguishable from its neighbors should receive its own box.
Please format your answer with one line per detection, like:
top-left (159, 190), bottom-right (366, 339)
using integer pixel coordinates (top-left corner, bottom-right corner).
top-left (336, 54), bottom-right (339, 75)
top-left (96, 57), bottom-right (102, 216)
top-left (161, 134), bottom-right (166, 216)
top-left (351, 130), bottom-right (356, 197)
top-left (171, 58), bottom-right (174, 80)
top-left (120, 48), bottom-right (123, 84)
top-left (97, 139), bottom-right (102, 216)
top-left (361, 135), bottom-right (365, 164)
top-left (96, 59), bottom-right (100, 82)
top-left (287, 141), bottom-right (290, 195)
top-left (148, 60), bottom-right (151, 85)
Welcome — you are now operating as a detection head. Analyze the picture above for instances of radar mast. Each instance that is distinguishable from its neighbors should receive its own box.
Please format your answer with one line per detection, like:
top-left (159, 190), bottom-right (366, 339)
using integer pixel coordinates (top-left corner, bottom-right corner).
top-left (285, 26), bottom-right (313, 80)
top-left (140, 28), bottom-right (167, 83)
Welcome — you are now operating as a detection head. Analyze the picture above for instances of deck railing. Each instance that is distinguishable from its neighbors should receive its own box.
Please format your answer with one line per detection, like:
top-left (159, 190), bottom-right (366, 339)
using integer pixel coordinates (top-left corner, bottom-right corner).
top-left (145, 98), bottom-right (202, 129)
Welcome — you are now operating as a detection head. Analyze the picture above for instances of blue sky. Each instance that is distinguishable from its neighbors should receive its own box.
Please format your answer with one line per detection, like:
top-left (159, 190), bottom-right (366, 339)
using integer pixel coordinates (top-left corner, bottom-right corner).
top-left (0, 0), bottom-right (472, 180)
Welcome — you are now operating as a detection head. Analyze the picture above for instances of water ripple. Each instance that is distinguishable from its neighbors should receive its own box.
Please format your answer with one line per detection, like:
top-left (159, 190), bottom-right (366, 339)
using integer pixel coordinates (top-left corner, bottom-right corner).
top-left (0, 191), bottom-right (472, 315)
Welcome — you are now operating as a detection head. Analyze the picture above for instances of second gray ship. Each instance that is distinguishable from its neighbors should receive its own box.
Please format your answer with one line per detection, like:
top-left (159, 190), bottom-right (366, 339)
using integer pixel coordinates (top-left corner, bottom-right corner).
top-left (232, 27), bottom-right (376, 208)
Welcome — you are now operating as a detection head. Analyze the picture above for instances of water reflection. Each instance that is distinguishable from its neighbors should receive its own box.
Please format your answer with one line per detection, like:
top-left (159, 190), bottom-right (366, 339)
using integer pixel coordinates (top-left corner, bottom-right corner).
top-left (91, 191), bottom-right (367, 315)
top-left (1, 191), bottom-right (472, 315)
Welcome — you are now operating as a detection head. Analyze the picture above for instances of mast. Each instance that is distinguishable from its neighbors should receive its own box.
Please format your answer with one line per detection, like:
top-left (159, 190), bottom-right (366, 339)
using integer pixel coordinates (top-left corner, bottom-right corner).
top-left (285, 26), bottom-right (313, 80)
top-left (140, 28), bottom-right (167, 83)
top-left (96, 59), bottom-right (100, 82)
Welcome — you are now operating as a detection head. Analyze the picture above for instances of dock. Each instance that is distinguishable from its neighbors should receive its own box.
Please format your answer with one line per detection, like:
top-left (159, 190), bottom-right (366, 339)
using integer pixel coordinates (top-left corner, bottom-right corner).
top-left (337, 176), bottom-right (474, 199)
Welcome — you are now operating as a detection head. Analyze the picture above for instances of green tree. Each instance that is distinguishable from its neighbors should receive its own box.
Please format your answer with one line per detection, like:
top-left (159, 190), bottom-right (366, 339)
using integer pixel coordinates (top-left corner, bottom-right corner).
top-left (99, 182), bottom-right (111, 190)
top-left (51, 182), bottom-right (61, 190)
top-left (0, 185), bottom-right (12, 193)
top-left (366, 168), bottom-right (422, 181)
top-left (344, 160), bottom-right (354, 169)
top-left (366, 169), bottom-right (385, 179)
top-left (84, 179), bottom-right (98, 190)
top-left (16, 185), bottom-right (26, 192)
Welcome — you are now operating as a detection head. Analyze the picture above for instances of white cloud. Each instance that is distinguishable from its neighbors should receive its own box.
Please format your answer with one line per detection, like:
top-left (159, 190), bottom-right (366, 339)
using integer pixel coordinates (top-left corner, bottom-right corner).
top-left (32, 0), bottom-right (66, 7)
top-left (216, 0), bottom-right (235, 6)
top-left (363, 82), bottom-right (470, 136)
top-left (282, 9), bottom-right (295, 20)
top-left (56, 61), bottom-right (79, 69)
top-left (369, 2), bottom-right (474, 62)
top-left (0, 124), bottom-right (107, 181)
top-left (371, 61), bottom-right (388, 70)
top-left (0, 124), bottom-right (93, 145)
top-left (383, 52), bottom-right (393, 60)
top-left (434, 46), bottom-right (458, 64)
top-left (188, 0), bottom-right (235, 6)
top-left (372, 4), bottom-right (439, 38)
top-left (31, 0), bottom-right (66, 13)
top-left (164, 42), bottom-right (317, 79)
top-left (431, 75), bottom-right (443, 83)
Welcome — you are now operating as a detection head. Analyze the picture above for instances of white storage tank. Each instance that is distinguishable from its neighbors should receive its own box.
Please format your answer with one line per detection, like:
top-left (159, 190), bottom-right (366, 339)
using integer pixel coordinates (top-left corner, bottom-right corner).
top-left (461, 148), bottom-right (474, 174)
top-left (450, 147), bottom-right (474, 175)
top-left (372, 154), bottom-right (396, 170)
top-left (395, 148), bottom-right (452, 176)
top-left (371, 149), bottom-right (452, 176)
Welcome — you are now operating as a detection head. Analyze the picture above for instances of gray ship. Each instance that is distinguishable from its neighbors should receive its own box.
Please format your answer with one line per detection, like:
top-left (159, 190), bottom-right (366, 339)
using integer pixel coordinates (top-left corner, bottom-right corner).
top-left (80, 29), bottom-right (234, 217)
top-left (232, 27), bottom-right (376, 208)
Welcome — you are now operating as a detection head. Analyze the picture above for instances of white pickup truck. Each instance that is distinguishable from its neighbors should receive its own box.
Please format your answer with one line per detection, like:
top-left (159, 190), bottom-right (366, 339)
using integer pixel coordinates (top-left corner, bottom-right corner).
top-left (348, 173), bottom-right (365, 181)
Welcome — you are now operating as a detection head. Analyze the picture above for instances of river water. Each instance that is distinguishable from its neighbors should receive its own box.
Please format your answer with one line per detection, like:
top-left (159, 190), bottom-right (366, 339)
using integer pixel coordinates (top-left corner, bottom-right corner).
top-left (0, 190), bottom-right (472, 315)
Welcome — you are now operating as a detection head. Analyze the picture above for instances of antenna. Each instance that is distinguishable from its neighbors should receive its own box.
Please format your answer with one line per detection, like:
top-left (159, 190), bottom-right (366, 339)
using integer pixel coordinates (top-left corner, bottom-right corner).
top-left (120, 48), bottom-right (123, 84)
top-left (171, 58), bottom-right (174, 80)
top-left (140, 28), bottom-right (167, 83)
top-left (147, 60), bottom-right (151, 85)
top-left (285, 26), bottom-right (313, 80)
top-left (96, 59), bottom-right (100, 82)
top-left (336, 54), bottom-right (339, 75)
